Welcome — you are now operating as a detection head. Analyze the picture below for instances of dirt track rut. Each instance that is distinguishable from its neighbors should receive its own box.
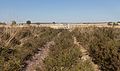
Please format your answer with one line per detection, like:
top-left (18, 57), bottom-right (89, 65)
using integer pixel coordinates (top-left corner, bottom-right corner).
top-left (73, 36), bottom-right (101, 71)
top-left (25, 41), bottom-right (55, 71)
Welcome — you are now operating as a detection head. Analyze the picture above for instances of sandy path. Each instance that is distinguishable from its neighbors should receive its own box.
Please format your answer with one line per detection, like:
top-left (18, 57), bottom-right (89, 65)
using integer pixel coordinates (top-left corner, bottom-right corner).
top-left (25, 41), bottom-right (55, 71)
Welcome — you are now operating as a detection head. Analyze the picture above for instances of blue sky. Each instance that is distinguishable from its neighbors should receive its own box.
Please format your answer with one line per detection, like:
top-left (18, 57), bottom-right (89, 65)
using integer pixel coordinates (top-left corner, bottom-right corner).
top-left (0, 0), bottom-right (120, 23)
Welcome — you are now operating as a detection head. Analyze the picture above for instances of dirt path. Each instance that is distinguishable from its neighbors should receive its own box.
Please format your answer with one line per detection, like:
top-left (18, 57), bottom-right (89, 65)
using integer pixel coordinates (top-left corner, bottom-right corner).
top-left (73, 36), bottom-right (101, 71)
top-left (25, 41), bottom-right (55, 71)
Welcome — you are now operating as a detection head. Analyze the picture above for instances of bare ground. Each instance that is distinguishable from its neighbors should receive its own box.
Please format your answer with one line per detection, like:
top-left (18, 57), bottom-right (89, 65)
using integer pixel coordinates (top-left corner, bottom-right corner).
top-left (25, 41), bottom-right (55, 71)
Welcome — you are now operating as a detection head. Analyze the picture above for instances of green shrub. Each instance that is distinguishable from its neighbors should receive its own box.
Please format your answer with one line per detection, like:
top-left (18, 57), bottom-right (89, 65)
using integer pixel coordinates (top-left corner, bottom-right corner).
top-left (73, 27), bottom-right (120, 71)
top-left (12, 21), bottom-right (16, 25)
top-left (0, 27), bottom-right (60, 71)
top-left (26, 20), bottom-right (31, 24)
top-left (44, 30), bottom-right (94, 71)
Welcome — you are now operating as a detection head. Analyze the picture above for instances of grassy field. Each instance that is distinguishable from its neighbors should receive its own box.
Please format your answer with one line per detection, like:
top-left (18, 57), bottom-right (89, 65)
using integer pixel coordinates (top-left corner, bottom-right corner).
top-left (0, 25), bottom-right (120, 71)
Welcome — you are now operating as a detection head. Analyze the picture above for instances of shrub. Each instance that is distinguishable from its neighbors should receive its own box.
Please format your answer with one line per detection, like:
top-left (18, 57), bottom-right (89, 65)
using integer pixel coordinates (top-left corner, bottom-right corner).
top-left (0, 27), bottom-right (60, 71)
top-left (44, 30), bottom-right (94, 71)
top-left (12, 21), bottom-right (16, 25)
top-left (26, 20), bottom-right (31, 24)
top-left (73, 27), bottom-right (120, 71)
top-left (0, 22), bottom-right (6, 25)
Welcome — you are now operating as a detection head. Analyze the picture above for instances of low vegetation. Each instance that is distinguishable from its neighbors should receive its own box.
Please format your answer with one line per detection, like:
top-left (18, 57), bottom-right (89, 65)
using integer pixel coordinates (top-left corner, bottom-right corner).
top-left (0, 26), bottom-right (120, 71)
top-left (0, 22), bottom-right (6, 25)
top-left (44, 30), bottom-right (94, 71)
top-left (73, 27), bottom-right (120, 71)
top-left (0, 27), bottom-right (60, 71)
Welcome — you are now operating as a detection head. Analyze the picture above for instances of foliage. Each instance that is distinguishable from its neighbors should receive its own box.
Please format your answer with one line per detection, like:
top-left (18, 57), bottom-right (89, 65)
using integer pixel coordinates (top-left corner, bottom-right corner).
top-left (26, 20), bottom-right (31, 24)
top-left (0, 27), bottom-right (60, 71)
top-left (1, 26), bottom-right (120, 71)
top-left (12, 21), bottom-right (16, 25)
top-left (0, 22), bottom-right (6, 25)
top-left (44, 30), bottom-right (94, 71)
top-left (73, 27), bottom-right (120, 71)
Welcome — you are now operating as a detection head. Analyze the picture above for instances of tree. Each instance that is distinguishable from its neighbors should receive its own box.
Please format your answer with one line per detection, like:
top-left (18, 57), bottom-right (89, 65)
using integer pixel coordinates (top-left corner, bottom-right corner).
top-left (0, 22), bottom-right (6, 25)
top-left (113, 22), bottom-right (118, 26)
top-left (117, 21), bottom-right (120, 25)
top-left (12, 21), bottom-right (16, 25)
top-left (107, 22), bottom-right (112, 26)
top-left (26, 20), bottom-right (31, 24)
top-left (53, 22), bottom-right (56, 24)
top-left (117, 21), bottom-right (120, 23)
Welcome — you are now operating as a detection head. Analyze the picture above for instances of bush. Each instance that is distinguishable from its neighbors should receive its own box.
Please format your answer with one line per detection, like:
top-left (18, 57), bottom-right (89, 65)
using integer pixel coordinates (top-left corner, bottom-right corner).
top-left (73, 27), bottom-right (120, 71)
top-left (44, 30), bottom-right (94, 71)
top-left (16, 29), bottom-right (32, 39)
top-left (26, 20), bottom-right (31, 24)
top-left (12, 21), bottom-right (16, 25)
top-left (0, 27), bottom-right (60, 71)
top-left (0, 22), bottom-right (6, 25)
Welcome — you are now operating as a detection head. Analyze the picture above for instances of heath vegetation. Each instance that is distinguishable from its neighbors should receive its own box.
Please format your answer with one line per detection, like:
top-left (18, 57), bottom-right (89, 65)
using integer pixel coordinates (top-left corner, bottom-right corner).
top-left (0, 26), bottom-right (120, 71)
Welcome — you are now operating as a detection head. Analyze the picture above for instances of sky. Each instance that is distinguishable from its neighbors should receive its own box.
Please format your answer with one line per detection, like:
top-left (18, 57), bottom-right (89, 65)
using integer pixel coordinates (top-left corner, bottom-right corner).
top-left (0, 0), bottom-right (120, 23)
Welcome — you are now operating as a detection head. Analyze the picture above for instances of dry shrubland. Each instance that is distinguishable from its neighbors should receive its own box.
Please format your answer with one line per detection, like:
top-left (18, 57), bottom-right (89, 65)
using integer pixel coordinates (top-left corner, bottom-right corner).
top-left (72, 27), bottom-right (120, 71)
top-left (0, 27), bottom-right (60, 71)
top-left (0, 26), bottom-right (120, 71)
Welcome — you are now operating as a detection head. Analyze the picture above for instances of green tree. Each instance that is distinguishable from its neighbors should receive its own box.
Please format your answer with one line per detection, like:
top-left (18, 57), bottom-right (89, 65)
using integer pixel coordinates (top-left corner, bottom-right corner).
top-left (26, 20), bottom-right (31, 24)
top-left (12, 21), bottom-right (16, 25)
top-left (0, 22), bottom-right (6, 25)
